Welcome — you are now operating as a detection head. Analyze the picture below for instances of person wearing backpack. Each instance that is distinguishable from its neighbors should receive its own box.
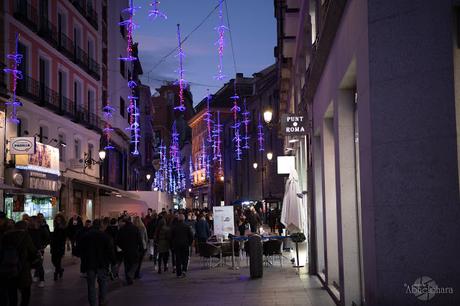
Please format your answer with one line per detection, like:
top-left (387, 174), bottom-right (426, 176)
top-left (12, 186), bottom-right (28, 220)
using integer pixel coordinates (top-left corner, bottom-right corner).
top-left (0, 220), bottom-right (37, 306)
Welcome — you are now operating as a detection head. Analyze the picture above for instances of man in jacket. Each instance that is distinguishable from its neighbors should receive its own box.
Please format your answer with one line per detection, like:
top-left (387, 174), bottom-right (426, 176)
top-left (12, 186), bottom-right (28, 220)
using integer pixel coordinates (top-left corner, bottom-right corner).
top-left (0, 221), bottom-right (37, 306)
top-left (171, 214), bottom-right (194, 278)
top-left (80, 219), bottom-right (115, 306)
top-left (116, 216), bottom-right (143, 285)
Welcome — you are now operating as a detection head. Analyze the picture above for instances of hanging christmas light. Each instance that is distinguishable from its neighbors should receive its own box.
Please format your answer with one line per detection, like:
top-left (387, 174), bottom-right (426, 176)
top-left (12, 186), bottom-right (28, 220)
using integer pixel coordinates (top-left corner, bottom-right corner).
top-left (242, 98), bottom-right (250, 150)
top-left (230, 84), bottom-right (242, 160)
top-left (204, 90), bottom-right (213, 143)
top-left (213, 111), bottom-right (223, 172)
top-left (4, 33), bottom-right (23, 124)
top-left (174, 24), bottom-right (186, 112)
top-left (214, 0), bottom-right (227, 80)
top-left (148, 1), bottom-right (167, 20)
top-left (189, 156), bottom-right (194, 186)
top-left (258, 112), bottom-right (265, 152)
top-left (119, 0), bottom-right (140, 155)
top-left (102, 104), bottom-right (115, 150)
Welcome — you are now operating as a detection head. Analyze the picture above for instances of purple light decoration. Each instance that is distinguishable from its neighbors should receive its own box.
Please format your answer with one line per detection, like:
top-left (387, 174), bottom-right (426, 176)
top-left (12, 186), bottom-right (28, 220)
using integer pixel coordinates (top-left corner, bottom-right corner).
top-left (230, 85), bottom-right (242, 160)
top-left (119, 0), bottom-right (140, 155)
top-left (174, 24), bottom-right (186, 112)
top-left (204, 90), bottom-right (213, 143)
top-left (148, 1), bottom-right (167, 20)
top-left (212, 111), bottom-right (223, 173)
top-left (4, 33), bottom-right (23, 124)
top-left (214, 0), bottom-right (227, 80)
top-left (102, 104), bottom-right (115, 150)
top-left (258, 112), bottom-right (265, 152)
top-left (242, 98), bottom-right (250, 150)
top-left (189, 156), bottom-right (194, 186)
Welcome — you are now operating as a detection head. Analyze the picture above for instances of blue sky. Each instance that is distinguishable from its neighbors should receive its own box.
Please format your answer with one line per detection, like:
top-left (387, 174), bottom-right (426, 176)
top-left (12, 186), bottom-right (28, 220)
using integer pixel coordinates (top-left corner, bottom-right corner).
top-left (134, 0), bottom-right (276, 104)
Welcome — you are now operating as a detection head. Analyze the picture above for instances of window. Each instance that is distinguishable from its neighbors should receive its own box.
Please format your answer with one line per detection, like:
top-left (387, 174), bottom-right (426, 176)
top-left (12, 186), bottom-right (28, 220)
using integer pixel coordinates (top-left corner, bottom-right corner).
top-left (88, 143), bottom-right (94, 169)
top-left (39, 57), bottom-right (50, 88)
top-left (39, 126), bottom-right (48, 143)
top-left (119, 15), bottom-right (125, 38)
top-left (74, 139), bottom-right (81, 159)
top-left (87, 89), bottom-right (95, 113)
top-left (74, 80), bottom-right (82, 108)
top-left (87, 38), bottom-right (95, 60)
top-left (120, 97), bottom-right (125, 117)
top-left (58, 134), bottom-right (66, 161)
top-left (120, 58), bottom-right (125, 78)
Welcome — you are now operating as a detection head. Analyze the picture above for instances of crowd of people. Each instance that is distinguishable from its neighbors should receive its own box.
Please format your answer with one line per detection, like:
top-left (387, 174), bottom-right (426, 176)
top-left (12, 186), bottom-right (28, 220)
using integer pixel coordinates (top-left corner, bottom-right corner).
top-left (0, 205), bottom-right (278, 306)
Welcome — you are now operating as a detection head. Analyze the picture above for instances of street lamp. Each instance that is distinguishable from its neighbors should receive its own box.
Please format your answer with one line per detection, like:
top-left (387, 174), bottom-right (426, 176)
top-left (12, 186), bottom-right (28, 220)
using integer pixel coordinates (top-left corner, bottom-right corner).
top-left (266, 152), bottom-right (273, 161)
top-left (98, 149), bottom-right (106, 161)
top-left (253, 162), bottom-right (258, 169)
top-left (219, 175), bottom-right (224, 182)
top-left (146, 174), bottom-right (151, 181)
top-left (263, 109), bottom-right (273, 124)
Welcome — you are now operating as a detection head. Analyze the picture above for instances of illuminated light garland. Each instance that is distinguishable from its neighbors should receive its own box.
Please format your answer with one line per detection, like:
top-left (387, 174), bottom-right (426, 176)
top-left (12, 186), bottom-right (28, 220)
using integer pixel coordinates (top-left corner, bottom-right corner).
top-left (214, 0), bottom-right (227, 80)
top-left (204, 90), bottom-right (213, 143)
top-left (102, 104), bottom-right (115, 150)
top-left (189, 156), bottom-right (194, 186)
top-left (242, 97), bottom-right (250, 150)
top-left (258, 112), bottom-right (265, 152)
top-left (174, 24), bottom-right (186, 112)
top-left (119, 0), bottom-right (140, 155)
top-left (4, 33), bottom-right (23, 124)
top-left (213, 111), bottom-right (224, 173)
top-left (230, 85), bottom-right (242, 160)
top-left (148, 1), bottom-right (167, 20)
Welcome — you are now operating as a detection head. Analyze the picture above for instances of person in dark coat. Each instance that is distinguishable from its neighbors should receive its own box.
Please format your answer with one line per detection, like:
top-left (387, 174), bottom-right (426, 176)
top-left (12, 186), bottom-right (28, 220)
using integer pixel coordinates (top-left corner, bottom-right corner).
top-left (154, 217), bottom-right (170, 274)
top-left (116, 217), bottom-right (142, 285)
top-left (28, 216), bottom-right (49, 287)
top-left (195, 215), bottom-right (211, 244)
top-left (80, 219), bottom-right (116, 306)
top-left (146, 213), bottom-right (157, 263)
top-left (248, 207), bottom-right (262, 233)
top-left (105, 218), bottom-right (121, 279)
top-left (171, 214), bottom-right (194, 278)
top-left (0, 221), bottom-right (37, 306)
top-left (66, 214), bottom-right (83, 256)
top-left (50, 214), bottom-right (67, 281)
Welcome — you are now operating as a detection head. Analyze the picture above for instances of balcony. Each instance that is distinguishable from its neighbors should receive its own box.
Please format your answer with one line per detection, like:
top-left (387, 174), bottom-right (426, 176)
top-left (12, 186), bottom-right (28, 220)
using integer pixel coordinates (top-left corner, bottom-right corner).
top-left (13, 1), bottom-right (100, 81)
top-left (15, 73), bottom-right (105, 133)
top-left (68, 0), bottom-right (98, 30)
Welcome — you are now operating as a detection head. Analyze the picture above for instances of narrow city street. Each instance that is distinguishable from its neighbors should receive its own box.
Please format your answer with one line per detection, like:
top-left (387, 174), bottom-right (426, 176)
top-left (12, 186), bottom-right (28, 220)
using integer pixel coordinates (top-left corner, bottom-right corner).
top-left (32, 251), bottom-right (334, 306)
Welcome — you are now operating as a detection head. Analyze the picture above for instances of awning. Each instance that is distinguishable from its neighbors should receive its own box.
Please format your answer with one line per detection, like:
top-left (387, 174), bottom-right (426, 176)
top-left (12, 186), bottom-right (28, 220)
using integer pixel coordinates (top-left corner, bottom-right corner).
top-left (0, 182), bottom-right (21, 191)
top-left (71, 179), bottom-right (140, 199)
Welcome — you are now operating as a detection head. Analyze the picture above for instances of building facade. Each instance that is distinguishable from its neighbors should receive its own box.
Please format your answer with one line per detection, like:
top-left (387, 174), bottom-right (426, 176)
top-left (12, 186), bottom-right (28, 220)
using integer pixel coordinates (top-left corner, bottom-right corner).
top-left (276, 0), bottom-right (460, 305)
top-left (2, 0), bottom-right (104, 223)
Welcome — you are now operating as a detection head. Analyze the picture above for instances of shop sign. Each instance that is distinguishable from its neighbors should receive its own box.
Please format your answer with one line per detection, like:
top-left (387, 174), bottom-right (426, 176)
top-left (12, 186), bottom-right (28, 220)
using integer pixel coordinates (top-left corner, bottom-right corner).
top-left (15, 142), bottom-right (60, 175)
top-left (281, 114), bottom-right (307, 136)
top-left (29, 177), bottom-right (59, 192)
top-left (10, 137), bottom-right (36, 155)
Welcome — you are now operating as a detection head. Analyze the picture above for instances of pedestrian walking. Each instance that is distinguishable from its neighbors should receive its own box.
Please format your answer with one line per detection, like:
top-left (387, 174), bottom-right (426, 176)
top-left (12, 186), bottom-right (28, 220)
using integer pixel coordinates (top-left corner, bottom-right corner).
top-left (133, 216), bottom-right (148, 279)
top-left (146, 212), bottom-right (158, 263)
top-left (171, 214), bottom-right (194, 278)
top-left (195, 214), bottom-right (211, 254)
top-left (50, 214), bottom-right (67, 281)
top-left (28, 216), bottom-right (49, 288)
top-left (117, 216), bottom-right (143, 285)
top-left (154, 217), bottom-right (170, 274)
top-left (79, 219), bottom-right (115, 306)
top-left (0, 221), bottom-right (37, 306)
top-left (105, 218), bottom-right (121, 279)
top-left (66, 215), bottom-right (83, 256)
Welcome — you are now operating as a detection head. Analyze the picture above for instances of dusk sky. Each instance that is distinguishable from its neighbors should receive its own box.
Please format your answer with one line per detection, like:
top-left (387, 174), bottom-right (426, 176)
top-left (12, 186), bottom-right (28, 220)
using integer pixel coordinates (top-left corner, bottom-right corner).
top-left (134, 0), bottom-right (277, 104)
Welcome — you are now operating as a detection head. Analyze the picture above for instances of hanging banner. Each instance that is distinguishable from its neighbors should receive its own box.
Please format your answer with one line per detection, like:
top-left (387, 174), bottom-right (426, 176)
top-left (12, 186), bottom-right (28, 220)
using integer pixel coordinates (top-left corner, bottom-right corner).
top-left (281, 113), bottom-right (307, 136)
top-left (15, 142), bottom-right (60, 175)
top-left (213, 206), bottom-right (235, 238)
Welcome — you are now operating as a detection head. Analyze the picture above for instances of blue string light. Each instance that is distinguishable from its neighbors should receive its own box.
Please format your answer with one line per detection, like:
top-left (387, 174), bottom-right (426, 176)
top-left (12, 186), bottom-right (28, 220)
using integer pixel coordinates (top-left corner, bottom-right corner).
top-left (4, 33), bottom-right (23, 124)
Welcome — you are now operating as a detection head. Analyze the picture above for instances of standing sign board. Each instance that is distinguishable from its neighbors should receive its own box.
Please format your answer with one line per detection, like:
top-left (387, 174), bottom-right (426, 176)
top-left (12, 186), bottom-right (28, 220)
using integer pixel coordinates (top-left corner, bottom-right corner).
top-left (10, 137), bottom-right (36, 155)
top-left (213, 206), bottom-right (235, 238)
top-left (280, 114), bottom-right (307, 136)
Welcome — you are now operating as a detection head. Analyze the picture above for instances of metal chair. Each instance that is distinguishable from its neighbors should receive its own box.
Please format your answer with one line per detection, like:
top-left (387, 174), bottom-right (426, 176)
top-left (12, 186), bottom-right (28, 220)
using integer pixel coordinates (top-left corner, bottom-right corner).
top-left (262, 239), bottom-right (283, 267)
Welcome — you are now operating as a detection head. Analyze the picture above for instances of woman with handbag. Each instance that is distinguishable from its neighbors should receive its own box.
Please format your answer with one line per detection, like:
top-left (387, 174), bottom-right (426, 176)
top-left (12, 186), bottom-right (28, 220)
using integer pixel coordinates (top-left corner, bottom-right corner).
top-left (50, 214), bottom-right (67, 281)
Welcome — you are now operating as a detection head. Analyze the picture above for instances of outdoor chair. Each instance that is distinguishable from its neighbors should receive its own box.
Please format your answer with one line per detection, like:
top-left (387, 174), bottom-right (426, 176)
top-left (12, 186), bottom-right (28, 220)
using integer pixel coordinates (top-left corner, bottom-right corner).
top-left (198, 242), bottom-right (221, 268)
top-left (262, 239), bottom-right (283, 267)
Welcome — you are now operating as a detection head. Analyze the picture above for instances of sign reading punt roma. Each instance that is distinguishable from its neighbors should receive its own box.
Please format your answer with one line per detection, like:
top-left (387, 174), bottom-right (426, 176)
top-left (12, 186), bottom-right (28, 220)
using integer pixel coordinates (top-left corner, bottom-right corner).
top-left (10, 137), bottom-right (36, 155)
top-left (281, 114), bottom-right (307, 136)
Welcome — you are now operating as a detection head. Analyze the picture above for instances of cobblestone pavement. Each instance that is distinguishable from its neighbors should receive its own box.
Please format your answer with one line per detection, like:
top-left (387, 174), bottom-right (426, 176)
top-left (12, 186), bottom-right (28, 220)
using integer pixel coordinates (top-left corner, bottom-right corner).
top-left (30, 250), bottom-right (336, 306)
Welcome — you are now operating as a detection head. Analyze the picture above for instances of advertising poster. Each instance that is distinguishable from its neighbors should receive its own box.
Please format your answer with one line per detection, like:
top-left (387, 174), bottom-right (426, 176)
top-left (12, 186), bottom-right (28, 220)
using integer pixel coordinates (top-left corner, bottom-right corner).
top-left (213, 206), bottom-right (235, 238)
top-left (15, 142), bottom-right (60, 175)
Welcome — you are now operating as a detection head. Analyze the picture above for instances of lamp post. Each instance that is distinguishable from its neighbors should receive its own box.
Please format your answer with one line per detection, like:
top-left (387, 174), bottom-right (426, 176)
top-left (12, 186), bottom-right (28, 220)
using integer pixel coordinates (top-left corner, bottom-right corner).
top-left (83, 149), bottom-right (106, 181)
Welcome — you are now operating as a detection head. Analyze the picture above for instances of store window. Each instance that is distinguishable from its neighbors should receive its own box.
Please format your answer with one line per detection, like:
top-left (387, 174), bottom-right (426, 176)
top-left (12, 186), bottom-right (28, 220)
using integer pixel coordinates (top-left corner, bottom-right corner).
top-left (4, 195), bottom-right (58, 230)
